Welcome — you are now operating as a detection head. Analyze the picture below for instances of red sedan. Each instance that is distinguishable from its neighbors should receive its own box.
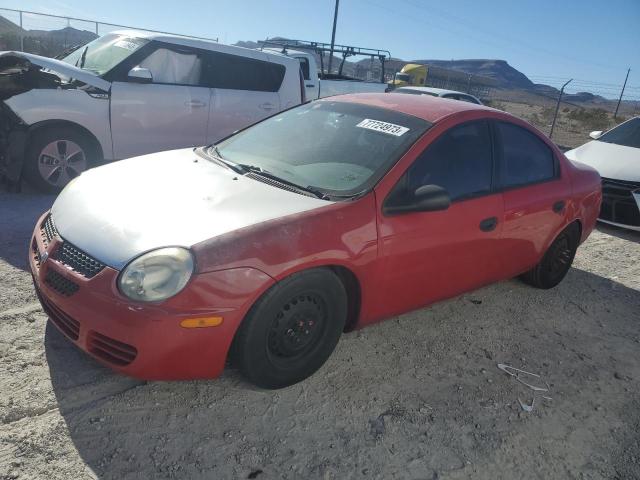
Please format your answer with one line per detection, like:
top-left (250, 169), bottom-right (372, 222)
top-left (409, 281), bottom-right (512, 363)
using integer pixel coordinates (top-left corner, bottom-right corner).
top-left (30, 94), bottom-right (602, 388)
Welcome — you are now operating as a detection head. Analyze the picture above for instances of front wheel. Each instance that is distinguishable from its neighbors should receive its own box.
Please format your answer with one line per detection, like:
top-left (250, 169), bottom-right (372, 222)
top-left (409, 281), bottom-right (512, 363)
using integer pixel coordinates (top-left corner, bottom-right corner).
top-left (23, 126), bottom-right (98, 193)
top-left (521, 223), bottom-right (580, 289)
top-left (231, 268), bottom-right (347, 389)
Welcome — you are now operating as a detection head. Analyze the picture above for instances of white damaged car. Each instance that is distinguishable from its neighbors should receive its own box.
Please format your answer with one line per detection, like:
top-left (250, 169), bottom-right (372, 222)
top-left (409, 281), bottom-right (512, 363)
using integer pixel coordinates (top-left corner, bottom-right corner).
top-left (0, 31), bottom-right (304, 192)
top-left (565, 117), bottom-right (640, 231)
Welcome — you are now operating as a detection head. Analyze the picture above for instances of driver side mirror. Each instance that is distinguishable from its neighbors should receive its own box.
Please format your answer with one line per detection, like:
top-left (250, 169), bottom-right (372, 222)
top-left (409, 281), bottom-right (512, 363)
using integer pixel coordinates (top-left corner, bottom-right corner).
top-left (384, 184), bottom-right (451, 215)
top-left (589, 130), bottom-right (603, 140)
top-left (127, 66), bottom-right (153, 84)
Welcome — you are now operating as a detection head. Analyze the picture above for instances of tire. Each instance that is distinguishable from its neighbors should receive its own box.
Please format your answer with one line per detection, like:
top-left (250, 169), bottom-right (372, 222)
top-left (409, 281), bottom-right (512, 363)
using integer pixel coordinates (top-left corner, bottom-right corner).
top-left (521, 223), bottom-right (580, 289)
top-left (23, 126), bottom-right (98, 193)
top-left (232, 268), bottom-right (347, 389)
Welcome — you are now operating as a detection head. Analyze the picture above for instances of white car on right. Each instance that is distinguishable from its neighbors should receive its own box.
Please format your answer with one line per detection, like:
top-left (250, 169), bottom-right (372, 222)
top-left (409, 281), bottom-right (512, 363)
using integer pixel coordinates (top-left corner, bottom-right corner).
top-left (392, 86), bottom-right (483, 105)
top-left (565, 116), bottom-right (640, 231)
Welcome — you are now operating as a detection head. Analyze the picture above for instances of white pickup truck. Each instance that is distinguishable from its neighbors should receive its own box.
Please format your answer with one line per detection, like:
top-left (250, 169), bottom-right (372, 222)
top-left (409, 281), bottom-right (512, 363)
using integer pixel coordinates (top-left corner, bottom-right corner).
top-left (261, 39), bottom-right (389, 100)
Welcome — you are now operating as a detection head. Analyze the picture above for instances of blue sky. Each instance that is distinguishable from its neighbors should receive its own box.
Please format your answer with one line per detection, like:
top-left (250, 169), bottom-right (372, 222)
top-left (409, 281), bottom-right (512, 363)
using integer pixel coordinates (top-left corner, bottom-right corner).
top-left (4, 0), bottom-right (640, 98)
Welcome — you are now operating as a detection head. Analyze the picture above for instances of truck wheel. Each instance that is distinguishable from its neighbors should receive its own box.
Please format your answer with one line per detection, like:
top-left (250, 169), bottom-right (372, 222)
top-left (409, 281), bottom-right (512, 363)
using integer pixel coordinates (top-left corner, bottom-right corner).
top-left (521, 223), bottom-right (580, 289)
top-left (232, 268), bottom-right (347, 389)
top-left (23, 126), bottom-right (98, 193)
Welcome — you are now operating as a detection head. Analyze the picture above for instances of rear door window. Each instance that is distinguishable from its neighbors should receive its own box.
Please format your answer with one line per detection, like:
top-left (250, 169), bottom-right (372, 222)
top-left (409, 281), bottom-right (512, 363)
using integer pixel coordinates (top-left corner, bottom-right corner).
top-left (496, 121), bottom-right (556, 188)
top-left (405, 120), bottom-right (493, 201)
top-left (203, 51), bottom-right (286, 92)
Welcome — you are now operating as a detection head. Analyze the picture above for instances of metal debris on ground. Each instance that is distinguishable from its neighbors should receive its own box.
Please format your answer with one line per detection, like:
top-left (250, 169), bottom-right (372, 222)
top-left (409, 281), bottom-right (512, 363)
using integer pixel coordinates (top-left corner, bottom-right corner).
top-left (497, 363), bottom-right (552, 413)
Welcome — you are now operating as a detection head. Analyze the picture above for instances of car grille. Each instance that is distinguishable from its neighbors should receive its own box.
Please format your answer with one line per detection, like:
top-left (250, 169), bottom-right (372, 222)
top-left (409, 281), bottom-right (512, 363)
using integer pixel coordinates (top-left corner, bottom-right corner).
top-left (88, 331), bottom-right (138, 366)
top-left (40, 214), bottom-right (59, 247)
top-left (600, 178), bottom-right (640, 227)
top-left (32, 239), bottom-right (41, 269)
top-left (35, 284), bottom-right (80, 341)
top-left (39, 214), bottom-right (106, 278)
top-left (45, 269), bottom-right (80, 297)
top-left (53, 241), bottom-right (105, 279)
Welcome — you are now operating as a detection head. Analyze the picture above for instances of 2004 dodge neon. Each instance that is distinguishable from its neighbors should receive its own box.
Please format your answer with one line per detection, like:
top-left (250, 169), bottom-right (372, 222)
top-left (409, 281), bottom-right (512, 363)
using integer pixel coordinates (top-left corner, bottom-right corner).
top-left (30, 93), bottom-right (602, 389)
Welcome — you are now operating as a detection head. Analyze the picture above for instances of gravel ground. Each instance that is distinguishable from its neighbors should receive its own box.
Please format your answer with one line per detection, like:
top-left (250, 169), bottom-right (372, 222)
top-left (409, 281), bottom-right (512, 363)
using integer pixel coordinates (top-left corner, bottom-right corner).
top-left (0, 191), bottom-right (639, 480)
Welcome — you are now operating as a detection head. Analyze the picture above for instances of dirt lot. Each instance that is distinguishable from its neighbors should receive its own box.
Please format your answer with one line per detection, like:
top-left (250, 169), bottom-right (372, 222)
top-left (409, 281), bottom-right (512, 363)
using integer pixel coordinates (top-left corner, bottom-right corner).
top-left (0, 191), bottom-right (639, 480)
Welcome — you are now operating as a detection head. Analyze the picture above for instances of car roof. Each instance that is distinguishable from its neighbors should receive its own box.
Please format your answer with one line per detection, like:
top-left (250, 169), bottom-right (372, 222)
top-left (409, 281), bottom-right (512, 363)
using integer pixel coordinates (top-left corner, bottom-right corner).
top-left (396, 86), bottom-right (472, 96)
top-left (108, 30), bottom-right (297, 64)
top-left (327, 92), bottom-right (494, 123)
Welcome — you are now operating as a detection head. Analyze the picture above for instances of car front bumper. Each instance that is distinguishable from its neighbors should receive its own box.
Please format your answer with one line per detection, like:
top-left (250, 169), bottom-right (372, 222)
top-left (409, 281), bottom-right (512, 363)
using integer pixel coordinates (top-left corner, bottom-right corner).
top-left (599, 178), bottom-right (640, 231)
top-left (29, 211), bottom-right (275, 380)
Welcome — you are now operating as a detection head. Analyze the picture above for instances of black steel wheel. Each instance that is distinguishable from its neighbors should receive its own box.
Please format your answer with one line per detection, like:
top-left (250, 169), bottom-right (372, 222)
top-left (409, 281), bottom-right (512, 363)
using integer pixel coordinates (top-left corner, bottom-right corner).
top-left (231, 268), bottom-right (347, 389)
top-left (521, 223), bottom-right (580, 289)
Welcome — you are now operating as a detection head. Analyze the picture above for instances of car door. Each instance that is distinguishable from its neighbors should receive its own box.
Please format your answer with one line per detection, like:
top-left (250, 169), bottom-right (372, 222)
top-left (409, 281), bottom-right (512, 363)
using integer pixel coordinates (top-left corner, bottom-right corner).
top-left (203, 50), bottom-right (282, 144)
top-left (110, 45), bottom-right (210, 159)
top-left (493, 120), bottom-right (571, 277)
top-left (376, 120), bottom-right (505, 318)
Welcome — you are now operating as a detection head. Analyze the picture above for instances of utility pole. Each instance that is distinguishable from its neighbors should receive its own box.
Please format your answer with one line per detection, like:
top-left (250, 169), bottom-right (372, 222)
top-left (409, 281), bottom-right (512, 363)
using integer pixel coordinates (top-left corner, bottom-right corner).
top-left (327, 0), bottom-right (339, 74)
top-left (549, 78), bottom-right (572, 139)
top-left (614, 68), bottom-right (630, 119)
top-left (19, 11), bottom-right (24, 52)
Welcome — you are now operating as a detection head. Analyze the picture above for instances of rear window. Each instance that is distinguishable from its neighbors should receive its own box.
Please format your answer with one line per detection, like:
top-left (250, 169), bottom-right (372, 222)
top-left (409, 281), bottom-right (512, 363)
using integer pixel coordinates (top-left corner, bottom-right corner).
top-left (203, 52), bottom-right (286, 92)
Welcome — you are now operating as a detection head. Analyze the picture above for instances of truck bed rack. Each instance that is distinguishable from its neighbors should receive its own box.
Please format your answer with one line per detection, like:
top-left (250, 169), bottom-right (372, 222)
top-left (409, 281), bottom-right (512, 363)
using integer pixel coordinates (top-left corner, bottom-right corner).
top-left (260, 38), bottom-right (390, 82)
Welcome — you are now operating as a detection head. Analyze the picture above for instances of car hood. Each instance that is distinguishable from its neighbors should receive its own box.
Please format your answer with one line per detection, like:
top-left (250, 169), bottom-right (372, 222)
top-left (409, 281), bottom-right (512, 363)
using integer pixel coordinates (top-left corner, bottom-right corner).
top-left (0, 51), bottom-right (110, 91)
top-left (51, 149), bottom-right (333, 270)
top-left (565, 140), bottom-right (640, 182)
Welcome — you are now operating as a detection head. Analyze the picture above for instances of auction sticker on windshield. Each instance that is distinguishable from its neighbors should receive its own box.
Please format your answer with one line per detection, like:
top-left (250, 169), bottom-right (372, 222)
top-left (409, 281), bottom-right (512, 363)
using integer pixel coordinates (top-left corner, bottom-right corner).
top-left (356, 119), bottom-right (409, 136)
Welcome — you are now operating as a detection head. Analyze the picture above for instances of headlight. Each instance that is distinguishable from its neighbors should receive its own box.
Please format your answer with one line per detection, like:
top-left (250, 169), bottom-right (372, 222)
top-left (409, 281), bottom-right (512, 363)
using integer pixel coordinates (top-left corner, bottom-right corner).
top-left (118, 247), bottom-right (194, 302)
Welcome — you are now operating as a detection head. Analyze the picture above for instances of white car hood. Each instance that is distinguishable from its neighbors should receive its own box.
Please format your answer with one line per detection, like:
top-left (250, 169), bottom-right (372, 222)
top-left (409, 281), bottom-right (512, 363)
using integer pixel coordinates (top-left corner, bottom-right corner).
top-left (51, 149), bottom-right (333, 270)
top-left (565, 140), bottom-right (640, 182)
top-left (0, 51), bottom-right (111, 91)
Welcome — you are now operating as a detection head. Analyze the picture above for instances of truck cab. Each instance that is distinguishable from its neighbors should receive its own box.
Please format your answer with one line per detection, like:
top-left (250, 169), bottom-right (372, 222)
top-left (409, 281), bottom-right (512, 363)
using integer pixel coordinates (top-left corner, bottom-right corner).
top-left (389, 63), bottom-right (428, 88)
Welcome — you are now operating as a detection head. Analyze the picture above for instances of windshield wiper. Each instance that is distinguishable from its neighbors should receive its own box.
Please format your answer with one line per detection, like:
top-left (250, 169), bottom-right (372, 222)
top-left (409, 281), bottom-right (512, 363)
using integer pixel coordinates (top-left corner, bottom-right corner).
top-left (239, 164), bottom-right (329, 200)
top-left (78, 46), bottom-right (89, 69)
top-left (204, 145), bottom-right (246, 174)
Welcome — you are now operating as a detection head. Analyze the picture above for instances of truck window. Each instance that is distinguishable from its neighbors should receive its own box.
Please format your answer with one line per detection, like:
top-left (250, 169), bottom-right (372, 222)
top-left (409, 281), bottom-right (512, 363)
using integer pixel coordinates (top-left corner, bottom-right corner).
top-left (203, 51), bottom-right (286, 92)
top-left (297, 57), bottom-right (311, 80)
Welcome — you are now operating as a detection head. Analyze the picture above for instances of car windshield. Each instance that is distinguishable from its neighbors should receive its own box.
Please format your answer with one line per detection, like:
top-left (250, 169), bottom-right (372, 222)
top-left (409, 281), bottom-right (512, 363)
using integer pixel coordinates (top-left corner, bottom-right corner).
top-left (61, 34), bottom-right (148, 76)
top-left (597, 117), bottom-right (640, 149)
top-left (395, 73), bottom-right (411, 82)
top-left (214, 101), bottom-right (430, 197)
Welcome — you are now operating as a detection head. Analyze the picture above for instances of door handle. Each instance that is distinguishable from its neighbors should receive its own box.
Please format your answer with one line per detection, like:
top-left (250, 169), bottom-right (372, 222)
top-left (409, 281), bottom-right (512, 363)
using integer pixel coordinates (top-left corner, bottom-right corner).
top-left (479, 216), bottom-right (498, 232)
top-left (552, 200), bottom-right (566, 213)
top-left (185, 100), bottom-right (207, 108)
top-left (259, 102), bottom-right (275, 110)
top-left (305, 84), bottom-right (315, 88)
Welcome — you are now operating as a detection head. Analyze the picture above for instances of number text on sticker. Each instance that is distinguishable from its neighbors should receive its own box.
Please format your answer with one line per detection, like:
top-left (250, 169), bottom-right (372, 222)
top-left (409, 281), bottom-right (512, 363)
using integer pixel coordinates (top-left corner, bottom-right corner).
top-left (356, 119), bottom-right (410, 137)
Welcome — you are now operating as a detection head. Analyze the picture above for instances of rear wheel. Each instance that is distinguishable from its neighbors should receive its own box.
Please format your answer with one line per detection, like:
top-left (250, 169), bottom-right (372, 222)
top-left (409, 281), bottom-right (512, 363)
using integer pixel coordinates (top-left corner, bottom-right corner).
top-left (232, 268), bottom-right (347, 389)
top-left (23, 126), bottom-right (98, 193)
top-left (521, 223), bottom-right (580, 289)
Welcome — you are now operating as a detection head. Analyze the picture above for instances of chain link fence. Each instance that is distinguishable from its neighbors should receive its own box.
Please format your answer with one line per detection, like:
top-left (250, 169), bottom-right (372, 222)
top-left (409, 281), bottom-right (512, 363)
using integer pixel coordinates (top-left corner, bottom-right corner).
top-left (2, 8), bottom-right (637, 150)
top-left (0, 8), bottom-right (217, 58)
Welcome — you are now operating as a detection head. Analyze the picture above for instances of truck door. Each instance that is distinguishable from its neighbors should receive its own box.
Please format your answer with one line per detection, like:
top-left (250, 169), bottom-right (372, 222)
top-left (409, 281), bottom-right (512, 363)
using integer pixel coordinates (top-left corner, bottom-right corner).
top-left (293, 54), bottom-right (319, 100)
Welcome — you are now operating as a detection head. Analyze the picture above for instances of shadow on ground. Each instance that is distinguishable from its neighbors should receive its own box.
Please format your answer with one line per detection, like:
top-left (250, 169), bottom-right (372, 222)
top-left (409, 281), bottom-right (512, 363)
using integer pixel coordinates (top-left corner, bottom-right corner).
top-left (596, 221), bottom-right (640, 244)
top-left (0, 193), bottom-right (54, 271)
top-left (44, 267), bottom-right (640, 479)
